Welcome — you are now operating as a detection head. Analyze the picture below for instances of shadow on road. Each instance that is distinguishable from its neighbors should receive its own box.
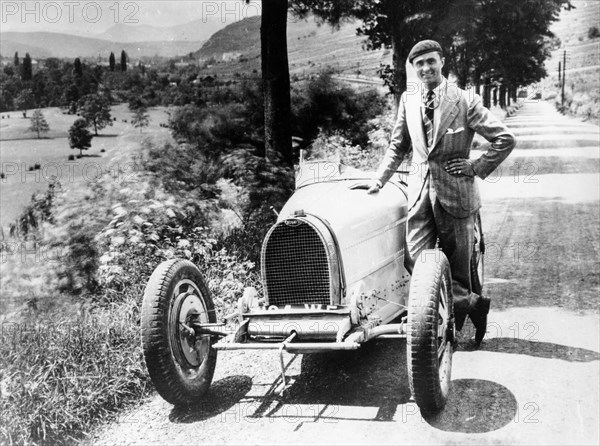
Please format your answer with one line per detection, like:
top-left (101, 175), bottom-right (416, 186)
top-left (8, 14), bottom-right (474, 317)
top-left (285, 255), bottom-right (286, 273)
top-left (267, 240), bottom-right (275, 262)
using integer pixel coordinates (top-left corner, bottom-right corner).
top-left (475, 337), bottom-right (600, 362)
top-left (168, 375), bottom-right (253, 423)
top-left (248, 340), bottom-right (519, 434)
top-left (251, 339), bottom-right (412, 422)
top-left (425, 379), bottom-right (518, 433)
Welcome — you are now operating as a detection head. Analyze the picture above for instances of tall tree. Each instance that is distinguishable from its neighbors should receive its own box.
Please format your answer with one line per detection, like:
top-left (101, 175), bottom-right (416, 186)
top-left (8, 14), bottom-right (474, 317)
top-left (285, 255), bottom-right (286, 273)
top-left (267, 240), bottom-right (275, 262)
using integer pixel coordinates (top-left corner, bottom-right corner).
top-left (293, 1), bottom-right (452, 105)
top-left (131, 105), bottom-right (150, 133)
top-left (260, 0), bottom-right (292, 164)
top-left (109, 52), bottom-right (116, 72)
top-left (77, 94), bottom-right (113, 135)
top-left (13, 51), bottom-right (19, 66)
top-left (73, 57), bottom-right (83, 77)
top-left (294, 0), bottom-right (570, 107)
top-left (22, 53), bottom-right (33, 81)
top-left (120, 50), bottom-right (127, 72)
top-left (29, 109), bottom-right (50, 138)
top-left (69, 118), bottom-right (93, 156)
top-left (441, 0), bottom-right (571, 106)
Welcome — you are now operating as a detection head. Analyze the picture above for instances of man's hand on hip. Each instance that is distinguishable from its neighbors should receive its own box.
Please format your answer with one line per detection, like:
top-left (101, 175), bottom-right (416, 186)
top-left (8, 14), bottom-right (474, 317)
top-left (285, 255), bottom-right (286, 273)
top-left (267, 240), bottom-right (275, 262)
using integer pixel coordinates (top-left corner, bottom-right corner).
top-left (445, 158), bottom-right (476, 177)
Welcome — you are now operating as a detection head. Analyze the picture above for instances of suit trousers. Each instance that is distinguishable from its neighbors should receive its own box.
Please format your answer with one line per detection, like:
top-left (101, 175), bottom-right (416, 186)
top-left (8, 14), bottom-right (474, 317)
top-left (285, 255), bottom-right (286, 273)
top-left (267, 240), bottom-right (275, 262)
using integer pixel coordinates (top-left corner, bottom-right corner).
top-left (405, 173), bottom-right (479, 316)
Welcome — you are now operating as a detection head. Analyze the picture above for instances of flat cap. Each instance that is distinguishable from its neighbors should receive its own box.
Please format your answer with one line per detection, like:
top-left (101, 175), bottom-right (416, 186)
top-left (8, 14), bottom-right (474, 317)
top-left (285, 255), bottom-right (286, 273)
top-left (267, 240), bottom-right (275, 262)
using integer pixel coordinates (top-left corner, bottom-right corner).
top-left (408, 40), bottom-right (443, 63)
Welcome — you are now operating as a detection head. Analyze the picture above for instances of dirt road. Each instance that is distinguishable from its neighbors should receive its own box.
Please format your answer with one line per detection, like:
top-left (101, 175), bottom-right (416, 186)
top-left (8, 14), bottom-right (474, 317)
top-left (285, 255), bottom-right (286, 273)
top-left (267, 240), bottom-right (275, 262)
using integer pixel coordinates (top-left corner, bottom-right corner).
top-left (92, 101), bottom-right (599, 445)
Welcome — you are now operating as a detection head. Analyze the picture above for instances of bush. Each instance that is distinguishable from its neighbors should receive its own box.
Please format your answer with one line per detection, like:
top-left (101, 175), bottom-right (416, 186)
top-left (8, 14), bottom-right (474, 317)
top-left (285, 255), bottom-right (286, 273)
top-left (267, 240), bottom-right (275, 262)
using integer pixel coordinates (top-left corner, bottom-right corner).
top-left (219, 149), bottom-right (294, 263)
top-left (307, 132), bottom-right (381, 171)
top-left (547, 70), bottom-right (600, 121)
top-left (588, 26), bottom-right (600, 39)
top-left (292, 68), bottom-right (386, 147)
top-left (67, 155), bottom-right (75, 161)
top-left (0, 137), bottom-right (265, 444)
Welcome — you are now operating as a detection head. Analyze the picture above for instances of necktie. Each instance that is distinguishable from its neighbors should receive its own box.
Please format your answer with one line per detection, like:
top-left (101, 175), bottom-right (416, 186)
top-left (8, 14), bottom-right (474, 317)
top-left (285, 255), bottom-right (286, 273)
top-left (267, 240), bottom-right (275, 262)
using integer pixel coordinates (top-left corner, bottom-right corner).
top-left (424, 90), bottom-right (435, 148)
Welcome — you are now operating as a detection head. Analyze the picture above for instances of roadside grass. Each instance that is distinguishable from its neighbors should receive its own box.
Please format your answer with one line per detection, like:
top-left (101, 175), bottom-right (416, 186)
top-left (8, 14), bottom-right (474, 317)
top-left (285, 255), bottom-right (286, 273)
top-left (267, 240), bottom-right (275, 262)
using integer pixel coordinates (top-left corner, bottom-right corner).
top-left (0, 298), bottom-right (152, 446)
top-left (542, 69), bottom-right (600, 122)
top-left (0, 127), bottom-right (259, 445)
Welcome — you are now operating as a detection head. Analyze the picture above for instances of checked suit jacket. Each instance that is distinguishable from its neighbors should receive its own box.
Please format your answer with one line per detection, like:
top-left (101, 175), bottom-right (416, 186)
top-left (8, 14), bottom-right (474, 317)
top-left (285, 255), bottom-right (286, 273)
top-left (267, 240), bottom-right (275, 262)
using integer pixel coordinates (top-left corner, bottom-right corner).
top-left (376, 81), bottom-right (516, 218)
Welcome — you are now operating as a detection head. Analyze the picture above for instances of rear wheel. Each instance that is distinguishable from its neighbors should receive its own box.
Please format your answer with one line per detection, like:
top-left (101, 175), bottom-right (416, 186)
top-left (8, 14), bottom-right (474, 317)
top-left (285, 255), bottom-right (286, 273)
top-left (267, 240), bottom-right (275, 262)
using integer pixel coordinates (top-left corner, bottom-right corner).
top-left (407, 249), bottom-right (454, 414)
top-left (141, 259), bottom-right (217, 406)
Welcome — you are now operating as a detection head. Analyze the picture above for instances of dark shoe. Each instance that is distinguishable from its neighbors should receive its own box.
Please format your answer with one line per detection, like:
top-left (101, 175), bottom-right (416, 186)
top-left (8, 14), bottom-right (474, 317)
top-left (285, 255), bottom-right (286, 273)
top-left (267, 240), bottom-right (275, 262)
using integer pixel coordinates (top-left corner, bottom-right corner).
top-left (469, 295), bottom-right (491, 346)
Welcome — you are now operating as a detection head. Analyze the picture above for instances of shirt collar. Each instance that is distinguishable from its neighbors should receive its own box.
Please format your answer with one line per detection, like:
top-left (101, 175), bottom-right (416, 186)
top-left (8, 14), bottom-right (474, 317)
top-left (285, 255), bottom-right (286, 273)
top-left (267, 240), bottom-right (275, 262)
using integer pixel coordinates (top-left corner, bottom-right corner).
top-left (421, 77), bottom-right (447, 103)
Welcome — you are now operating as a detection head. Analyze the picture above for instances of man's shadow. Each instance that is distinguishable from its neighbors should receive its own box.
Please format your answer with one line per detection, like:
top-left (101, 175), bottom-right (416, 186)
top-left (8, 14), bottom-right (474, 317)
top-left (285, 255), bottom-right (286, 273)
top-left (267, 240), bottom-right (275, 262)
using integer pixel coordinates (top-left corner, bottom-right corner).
top-left (475, 337), bottom-right (600, 362)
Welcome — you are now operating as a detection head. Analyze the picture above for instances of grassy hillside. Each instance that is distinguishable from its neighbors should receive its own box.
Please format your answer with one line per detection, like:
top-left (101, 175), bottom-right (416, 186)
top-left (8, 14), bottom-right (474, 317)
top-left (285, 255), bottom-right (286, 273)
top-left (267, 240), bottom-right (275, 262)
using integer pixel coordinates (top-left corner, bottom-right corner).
top-left (0, 106), bottom-right (172, 229)
top-left (195, 15), bottom-right (388, 80)
top-left (542, 0), bottom-right (600, 121)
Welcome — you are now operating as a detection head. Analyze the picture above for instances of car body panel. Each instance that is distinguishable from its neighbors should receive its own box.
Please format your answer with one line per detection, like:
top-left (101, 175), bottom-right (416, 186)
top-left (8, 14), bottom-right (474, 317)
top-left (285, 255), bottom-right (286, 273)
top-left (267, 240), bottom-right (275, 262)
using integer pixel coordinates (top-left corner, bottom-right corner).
top-left (274, 162), bottom-right (411, 318)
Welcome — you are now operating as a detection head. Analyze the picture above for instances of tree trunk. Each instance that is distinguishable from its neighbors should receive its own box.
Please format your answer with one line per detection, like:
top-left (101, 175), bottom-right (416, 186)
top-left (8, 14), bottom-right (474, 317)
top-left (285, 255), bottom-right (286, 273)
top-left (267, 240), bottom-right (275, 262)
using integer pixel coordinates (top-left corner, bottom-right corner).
top-left (261, 0), bottom-right (292, 165)
top-left (389, 3), bottom-right (408, 110)
top-left (499, 85), bottom-right (506, 108)
top-left (391, 31), bottom-right (407, 110)
top-left (493, 87), bottom-right (498, 107)
top-left (483, 79), bottom-right (491, 109)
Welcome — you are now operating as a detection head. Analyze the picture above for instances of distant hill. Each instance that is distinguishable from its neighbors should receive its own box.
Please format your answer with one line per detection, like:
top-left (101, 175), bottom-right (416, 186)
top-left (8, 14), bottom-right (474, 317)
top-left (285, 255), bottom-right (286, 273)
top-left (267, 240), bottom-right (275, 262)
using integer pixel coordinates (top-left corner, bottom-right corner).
top-left (542, 0), bottom-right (599, 120)
top-left (0, 39), bottom-right (52, 59)
top-left (547, 0), bottom-right (600, 72)
top-left (0, 31), bottom-right (203, 59)
top-left (195, 17), bottom-right (260, 58)
top-left (97, 17), bottom-right (225, 43)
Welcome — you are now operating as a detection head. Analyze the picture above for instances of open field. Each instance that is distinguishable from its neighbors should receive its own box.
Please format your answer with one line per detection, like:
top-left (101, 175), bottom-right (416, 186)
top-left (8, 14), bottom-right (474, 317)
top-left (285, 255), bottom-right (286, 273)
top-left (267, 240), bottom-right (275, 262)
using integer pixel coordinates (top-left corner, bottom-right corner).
top-left (0, 104), bottom-right (172, 229)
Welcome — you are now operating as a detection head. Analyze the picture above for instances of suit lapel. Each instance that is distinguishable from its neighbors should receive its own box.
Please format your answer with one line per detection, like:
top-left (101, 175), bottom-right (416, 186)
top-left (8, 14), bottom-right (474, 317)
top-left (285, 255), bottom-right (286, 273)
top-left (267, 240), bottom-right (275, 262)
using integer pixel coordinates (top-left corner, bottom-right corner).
top-left (408, 94), bottom-right (427, 152)
top-left (430, 94), bottom-right (459, 152)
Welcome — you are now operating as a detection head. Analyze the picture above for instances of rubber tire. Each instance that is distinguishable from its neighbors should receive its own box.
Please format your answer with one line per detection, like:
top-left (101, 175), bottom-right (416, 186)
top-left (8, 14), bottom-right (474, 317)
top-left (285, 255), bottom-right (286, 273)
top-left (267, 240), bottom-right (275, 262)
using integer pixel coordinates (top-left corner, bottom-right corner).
top-left (141, 259), bottom-right (217, 406)
top-left (471, 212), bottom-right (485, 296)
top-left (407, 249), bottom-right (454, 415)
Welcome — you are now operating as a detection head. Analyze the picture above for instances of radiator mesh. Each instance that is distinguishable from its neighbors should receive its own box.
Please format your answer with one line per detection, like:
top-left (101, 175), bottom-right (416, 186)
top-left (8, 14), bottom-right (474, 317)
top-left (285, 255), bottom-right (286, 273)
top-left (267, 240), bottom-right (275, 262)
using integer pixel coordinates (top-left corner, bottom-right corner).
top-left (263, 220), bottom-right (331, 307)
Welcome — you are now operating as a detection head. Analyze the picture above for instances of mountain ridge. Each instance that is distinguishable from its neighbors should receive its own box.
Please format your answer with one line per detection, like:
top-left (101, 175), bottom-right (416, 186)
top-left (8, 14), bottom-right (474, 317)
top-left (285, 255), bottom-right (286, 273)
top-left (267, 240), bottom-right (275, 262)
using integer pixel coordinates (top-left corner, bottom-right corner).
top-left (0, 31), bottom-right (204, 59)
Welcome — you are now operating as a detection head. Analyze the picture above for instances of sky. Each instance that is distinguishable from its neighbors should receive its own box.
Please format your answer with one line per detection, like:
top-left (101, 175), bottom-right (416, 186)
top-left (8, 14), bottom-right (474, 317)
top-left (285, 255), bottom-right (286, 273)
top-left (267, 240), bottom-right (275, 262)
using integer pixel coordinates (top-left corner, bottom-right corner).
top-left (0, 1), bottom-right (261, 35)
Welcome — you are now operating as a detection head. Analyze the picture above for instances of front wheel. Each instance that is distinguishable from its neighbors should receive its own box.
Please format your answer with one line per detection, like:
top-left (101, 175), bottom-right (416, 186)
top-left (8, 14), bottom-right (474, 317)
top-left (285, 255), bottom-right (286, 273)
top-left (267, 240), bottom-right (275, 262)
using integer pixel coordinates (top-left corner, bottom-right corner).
top-left (407, 249), bottom-right (454, 414)
top-left (141, 259), bottom-right (217, 406)
top-left (471, 212), bottom-right (485, 296)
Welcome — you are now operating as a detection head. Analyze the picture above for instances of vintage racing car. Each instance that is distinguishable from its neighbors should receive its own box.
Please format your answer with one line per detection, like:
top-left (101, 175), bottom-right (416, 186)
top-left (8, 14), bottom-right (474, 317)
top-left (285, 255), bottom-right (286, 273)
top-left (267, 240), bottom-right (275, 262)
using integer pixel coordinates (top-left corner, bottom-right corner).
top-left (140, 161), bottom-right (484, 414)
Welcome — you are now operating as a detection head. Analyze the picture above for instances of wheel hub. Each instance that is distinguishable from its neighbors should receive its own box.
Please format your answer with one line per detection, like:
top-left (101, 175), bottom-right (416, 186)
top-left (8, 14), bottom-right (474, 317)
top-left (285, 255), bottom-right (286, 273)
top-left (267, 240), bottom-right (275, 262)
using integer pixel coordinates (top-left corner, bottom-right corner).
top-left (169, 280), bottom-right (210, 368)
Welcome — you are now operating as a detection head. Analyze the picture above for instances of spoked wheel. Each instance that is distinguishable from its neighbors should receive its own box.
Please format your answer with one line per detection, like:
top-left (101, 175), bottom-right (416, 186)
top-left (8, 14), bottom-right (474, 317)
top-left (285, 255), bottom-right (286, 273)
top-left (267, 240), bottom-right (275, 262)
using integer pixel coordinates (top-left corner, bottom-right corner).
top-left (141, 259), bottom-right (217, 406)
top-left (407, 249), bottom-right (454, 414)
top-left (471, 212), bottom-right (485, 296)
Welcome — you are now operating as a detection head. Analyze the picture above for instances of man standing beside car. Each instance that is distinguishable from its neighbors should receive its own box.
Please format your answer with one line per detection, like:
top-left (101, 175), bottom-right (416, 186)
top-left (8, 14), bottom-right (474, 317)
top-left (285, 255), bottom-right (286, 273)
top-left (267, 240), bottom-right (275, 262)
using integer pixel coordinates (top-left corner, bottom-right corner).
top-left (365, 40), bottom-right (516, 346)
